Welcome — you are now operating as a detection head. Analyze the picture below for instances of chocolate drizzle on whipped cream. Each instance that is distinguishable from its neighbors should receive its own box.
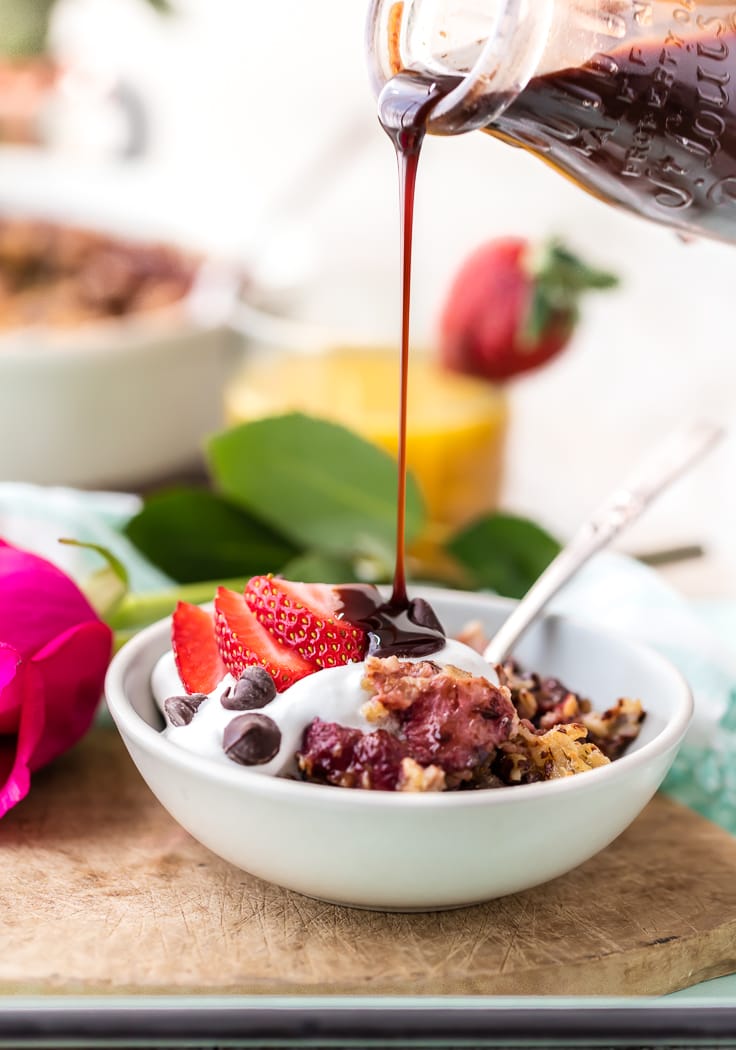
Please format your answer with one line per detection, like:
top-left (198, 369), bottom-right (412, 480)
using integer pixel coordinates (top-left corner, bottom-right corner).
top-left (334, 585), bottom-right (445, 660)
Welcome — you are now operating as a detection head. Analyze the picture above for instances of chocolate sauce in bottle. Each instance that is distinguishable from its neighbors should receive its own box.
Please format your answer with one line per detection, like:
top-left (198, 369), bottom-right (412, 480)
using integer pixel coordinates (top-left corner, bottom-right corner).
top-left (491, 30), bottom-right (736, 242)
top-left (336, 72), bottom-right (456, 660)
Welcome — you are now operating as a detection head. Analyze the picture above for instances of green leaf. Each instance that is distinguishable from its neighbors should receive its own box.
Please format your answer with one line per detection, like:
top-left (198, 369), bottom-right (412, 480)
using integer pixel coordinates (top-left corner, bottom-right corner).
top-left (124, 487), bottom-right (299, 584)
top-left (280, 551), bottom-right (361, 584)
top-left (448, 513), bottom-right (561, 599)
top-left (207, 413), bottom-right (425, 562)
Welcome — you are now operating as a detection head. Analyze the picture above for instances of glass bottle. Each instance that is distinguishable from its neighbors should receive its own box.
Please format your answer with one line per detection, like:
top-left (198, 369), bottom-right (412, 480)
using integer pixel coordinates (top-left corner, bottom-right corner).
top-left (367, 0), bottom-right (736, 242)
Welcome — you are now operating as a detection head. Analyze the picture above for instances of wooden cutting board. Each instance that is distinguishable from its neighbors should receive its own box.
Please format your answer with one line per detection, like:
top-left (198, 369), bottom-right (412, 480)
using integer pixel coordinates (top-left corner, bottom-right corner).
top-left (1, 727), bottom-right (735, 998)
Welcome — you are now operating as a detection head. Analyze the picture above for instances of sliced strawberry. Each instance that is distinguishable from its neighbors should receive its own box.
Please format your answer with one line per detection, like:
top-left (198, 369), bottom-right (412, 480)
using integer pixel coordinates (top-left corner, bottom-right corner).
top-left (244, 575), bottom-right (367, 669)
top-left (214, 586), bottom-right (314, 692)
top-left (172, 601), bottom-right (226, 695)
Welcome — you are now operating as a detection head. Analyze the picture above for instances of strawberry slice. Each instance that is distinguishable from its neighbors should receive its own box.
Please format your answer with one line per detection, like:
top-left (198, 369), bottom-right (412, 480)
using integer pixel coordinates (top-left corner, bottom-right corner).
top-left (214, 586), bottom-right (314, 692)
top-left (244, 575), bottom-right (367, 668)
top-left (172, 601), bottom-right (226, 695)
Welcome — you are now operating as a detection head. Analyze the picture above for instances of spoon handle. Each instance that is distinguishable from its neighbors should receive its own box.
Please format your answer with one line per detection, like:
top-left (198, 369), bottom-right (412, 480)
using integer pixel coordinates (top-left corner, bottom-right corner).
top-left (482, 420), bottom-right (724, 666)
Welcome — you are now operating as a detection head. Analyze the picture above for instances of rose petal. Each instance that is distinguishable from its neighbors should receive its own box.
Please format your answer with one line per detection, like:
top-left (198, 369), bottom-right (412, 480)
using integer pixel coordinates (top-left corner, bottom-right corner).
top-left (0, 543), bottom-right (113, 818)
top-left (0, 648), bottom-right (45, 818)
top-left (0, 642), bottom-right (23, 734)
top-left (29, 619), bottom-right (112, 771)
top-left (0, 539), bottom-right (102, 660)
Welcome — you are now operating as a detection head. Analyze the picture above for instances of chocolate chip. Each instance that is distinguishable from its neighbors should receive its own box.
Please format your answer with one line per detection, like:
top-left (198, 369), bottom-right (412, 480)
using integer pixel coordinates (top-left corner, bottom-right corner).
top-left (223, 713), bottom-right (281, 766)
top-left (221, 666), bottom-right (277, 711)
top-left (408, 598), bottom-right (445, 635)
top-left (164, 693), bottom-right (206, 727)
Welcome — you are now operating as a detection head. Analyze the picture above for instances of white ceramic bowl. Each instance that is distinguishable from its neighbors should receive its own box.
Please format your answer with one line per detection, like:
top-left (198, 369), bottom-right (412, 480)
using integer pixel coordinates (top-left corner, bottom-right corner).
top-left (0, 312), bottom-right (241, 488)
top-left (0, 150), bottom-right (247, 488)
top-left (105, 588), bottom-right (692, 911)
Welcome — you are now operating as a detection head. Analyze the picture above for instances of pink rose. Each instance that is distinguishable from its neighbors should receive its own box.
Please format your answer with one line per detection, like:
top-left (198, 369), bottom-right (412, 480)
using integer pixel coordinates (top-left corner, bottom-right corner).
top-left (0, 539), bottom-right (112, 817)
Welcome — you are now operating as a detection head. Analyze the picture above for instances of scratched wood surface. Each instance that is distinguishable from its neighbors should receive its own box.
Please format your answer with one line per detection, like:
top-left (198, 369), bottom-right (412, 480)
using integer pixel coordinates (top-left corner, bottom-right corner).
top-left (1, 727), bottom-right (736, 997)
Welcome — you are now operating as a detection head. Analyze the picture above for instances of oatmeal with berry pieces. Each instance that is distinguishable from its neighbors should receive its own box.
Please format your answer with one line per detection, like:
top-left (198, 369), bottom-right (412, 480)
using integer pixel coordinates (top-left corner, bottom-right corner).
top-left (297, 655), bottom-right (644, 792)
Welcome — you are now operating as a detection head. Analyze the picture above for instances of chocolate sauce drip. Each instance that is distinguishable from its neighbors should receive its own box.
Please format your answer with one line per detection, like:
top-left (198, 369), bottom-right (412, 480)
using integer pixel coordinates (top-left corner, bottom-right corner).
top-left (335, 584), bottom-right (445, 659)
top-left (363, 597), bottom-right (446, 659)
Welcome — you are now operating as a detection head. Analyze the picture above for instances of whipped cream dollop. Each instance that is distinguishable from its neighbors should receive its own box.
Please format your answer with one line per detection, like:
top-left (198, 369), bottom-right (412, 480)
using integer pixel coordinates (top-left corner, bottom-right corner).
top-left (152, 640), bottom-right (499, 778)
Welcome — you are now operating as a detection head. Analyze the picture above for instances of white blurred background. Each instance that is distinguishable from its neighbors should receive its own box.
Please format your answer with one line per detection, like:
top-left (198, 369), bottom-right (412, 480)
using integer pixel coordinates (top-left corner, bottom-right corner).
top-left (5, 0), bottom-right (736, 596)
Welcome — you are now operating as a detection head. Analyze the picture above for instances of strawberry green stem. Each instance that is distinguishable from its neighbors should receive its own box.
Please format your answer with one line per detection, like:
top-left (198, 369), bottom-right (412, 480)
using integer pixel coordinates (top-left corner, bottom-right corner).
top-left (525, 240), bottom-right (619, 344)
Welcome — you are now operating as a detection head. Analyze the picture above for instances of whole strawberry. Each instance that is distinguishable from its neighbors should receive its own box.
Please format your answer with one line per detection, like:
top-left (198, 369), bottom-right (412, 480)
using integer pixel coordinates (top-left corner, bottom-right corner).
top-left (439, 238), bottom-right (618, 382)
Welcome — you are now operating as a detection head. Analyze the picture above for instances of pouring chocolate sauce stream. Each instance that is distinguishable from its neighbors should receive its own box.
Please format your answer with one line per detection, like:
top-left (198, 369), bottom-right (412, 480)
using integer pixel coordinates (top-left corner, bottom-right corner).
top-left (377, 72), bottom-right (457, 609)
top-left (339, 73), bottom-right (455, 661)
top-left (366, 70), bottom-right (723, 667)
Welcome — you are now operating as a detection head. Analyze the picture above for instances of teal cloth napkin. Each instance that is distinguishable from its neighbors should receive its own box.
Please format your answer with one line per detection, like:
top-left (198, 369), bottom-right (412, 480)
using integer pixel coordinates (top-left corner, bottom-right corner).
top-left (546, 553), bottom-right (736, 832)
top-left (0, 482), bottom-right (170, 592)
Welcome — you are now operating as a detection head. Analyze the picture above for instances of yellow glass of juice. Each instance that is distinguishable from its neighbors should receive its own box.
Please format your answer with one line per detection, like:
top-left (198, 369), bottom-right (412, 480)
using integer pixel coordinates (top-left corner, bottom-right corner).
top-left (225, 346), bottom-right (508, 537)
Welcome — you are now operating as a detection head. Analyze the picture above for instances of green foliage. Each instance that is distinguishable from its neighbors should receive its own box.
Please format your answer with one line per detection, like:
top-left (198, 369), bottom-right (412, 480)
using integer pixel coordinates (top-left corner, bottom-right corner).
top-left (116, 414), bottom-right (562, 640)
top-left (0, 0), bottom-right (55, 58)
top-left (0, 0), bottom-right (172, 59)
top-left (280, 551), bottom-right (361, 585)
top-left (124, 488), bottom-right (298, 585)
top-left (207, 413), bottom-right (424, 564)
top-left (448, 513), bottom-right (561, 599)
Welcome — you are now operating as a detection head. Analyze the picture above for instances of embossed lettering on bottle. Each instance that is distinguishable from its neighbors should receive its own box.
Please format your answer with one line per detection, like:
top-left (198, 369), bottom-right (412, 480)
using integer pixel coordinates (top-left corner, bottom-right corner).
top-left (489, 5), bottom-right (736, 242)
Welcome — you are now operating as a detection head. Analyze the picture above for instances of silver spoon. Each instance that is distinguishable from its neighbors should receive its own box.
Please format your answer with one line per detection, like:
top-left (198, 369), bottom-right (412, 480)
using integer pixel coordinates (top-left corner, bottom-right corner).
top-left (483, 420), bottom-right (724, 666)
